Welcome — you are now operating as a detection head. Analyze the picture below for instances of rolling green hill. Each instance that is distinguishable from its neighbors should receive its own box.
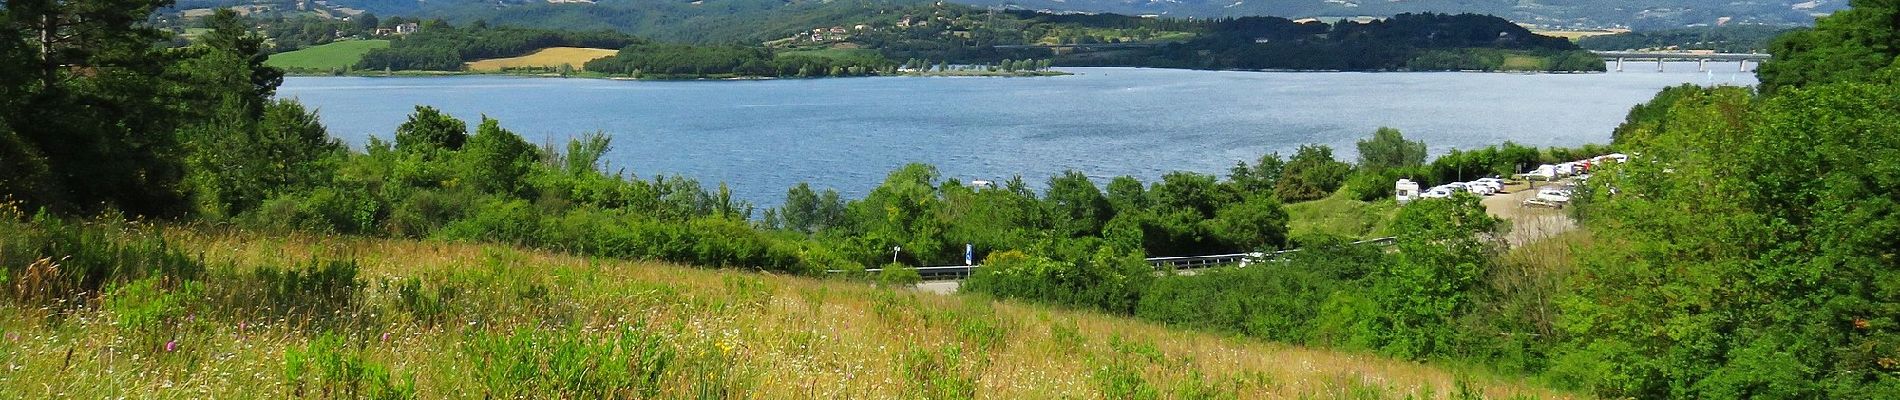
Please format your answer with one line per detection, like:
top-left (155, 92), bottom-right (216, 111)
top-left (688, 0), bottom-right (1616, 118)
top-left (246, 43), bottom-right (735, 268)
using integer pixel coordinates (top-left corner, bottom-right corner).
top-left (266, 39), bottom-right (390, 71)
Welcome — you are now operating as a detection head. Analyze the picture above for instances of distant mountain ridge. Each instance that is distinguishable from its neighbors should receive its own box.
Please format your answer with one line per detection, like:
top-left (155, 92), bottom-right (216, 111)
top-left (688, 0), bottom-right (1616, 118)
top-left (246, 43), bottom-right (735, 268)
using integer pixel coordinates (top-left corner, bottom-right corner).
top-left (277, 0), bottom-right (1839, 43)
top-left (947, 0), bottom-right (1842, 29)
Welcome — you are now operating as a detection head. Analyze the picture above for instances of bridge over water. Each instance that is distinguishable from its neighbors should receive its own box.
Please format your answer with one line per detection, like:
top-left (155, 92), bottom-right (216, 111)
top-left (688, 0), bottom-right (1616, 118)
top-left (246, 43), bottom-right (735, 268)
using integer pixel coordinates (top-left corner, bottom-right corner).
top-left (1592, 51), bottom-right (1772, 72)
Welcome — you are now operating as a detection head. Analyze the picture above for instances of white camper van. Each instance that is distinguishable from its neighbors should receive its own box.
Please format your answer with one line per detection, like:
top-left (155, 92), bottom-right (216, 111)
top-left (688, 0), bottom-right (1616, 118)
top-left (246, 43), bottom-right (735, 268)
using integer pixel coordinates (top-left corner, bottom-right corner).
top-left (1523, 164), bottom-right (1559, 181)
top-left (1395, 179), bottom-right (1421, 204)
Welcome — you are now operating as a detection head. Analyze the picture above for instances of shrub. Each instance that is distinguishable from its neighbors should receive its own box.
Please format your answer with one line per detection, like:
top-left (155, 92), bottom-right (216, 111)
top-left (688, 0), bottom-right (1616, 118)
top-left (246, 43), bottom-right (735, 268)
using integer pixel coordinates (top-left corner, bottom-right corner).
top-left (1274, 145), bottom-right (1352, 202)
top-left (244, 186), bottom-right (381, 234)
top-left (284, 333), bottom-right (417, 399)
top-left (254, 257), bottom-right (361, 325)
top-left (461, 325), bottom-right (677, 399)
top-left (876, 263), bottom-right (922, 286)
top-left (105, 277), bottom-right (204, 351)
top-left (393, 277), bottom-right (458, 327)
top-left (900, 344), bottom-right (979, 400)
top-left (1, 215), bottom-right (204, 304)
top-left (383, 189), bottom-right (477, 237)
top-left (964, 248), bottom-right (1152, 314)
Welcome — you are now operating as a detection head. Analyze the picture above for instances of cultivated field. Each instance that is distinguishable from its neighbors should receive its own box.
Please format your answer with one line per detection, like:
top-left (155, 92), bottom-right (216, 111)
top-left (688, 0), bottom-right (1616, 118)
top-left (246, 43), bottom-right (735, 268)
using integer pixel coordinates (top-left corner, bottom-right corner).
top-left (265, 40), bottom-right (391, 71)
top-left (0, 221), bottom-right (1577, 399)
top-left (464, 47), bottom-right (620, 72)
top-left (1530, 30), bottom-right (1627, 40)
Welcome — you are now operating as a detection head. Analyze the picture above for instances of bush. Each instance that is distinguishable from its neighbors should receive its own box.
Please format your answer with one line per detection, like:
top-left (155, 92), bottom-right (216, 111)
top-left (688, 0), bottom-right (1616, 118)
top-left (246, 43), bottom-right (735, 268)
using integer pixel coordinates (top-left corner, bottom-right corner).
top-left (1274, 145), bottom-right (1352, 202)
top-left (900, 344), bottom-right (979, 400)
top-left (876, 263), bottom-right (922, 286)
top-left (1, 214), bottom-right (204, 304)
top-left (964, 249), bottom-right (1153, 314)
top-left (244, 186), bottom-right (381, 234)
top-left (254, 257), bottom-right (362, 325)
top-left (460, 325), bottom-right (676, 399)
top-left (105, 277), bottom-right (204, 352)
top-left (1343, 166), bottom-right (1428, 202)
top-left (284, 333), bottom-right (417, 399)
top-left (1136, 243), bottom-right (1386, 344)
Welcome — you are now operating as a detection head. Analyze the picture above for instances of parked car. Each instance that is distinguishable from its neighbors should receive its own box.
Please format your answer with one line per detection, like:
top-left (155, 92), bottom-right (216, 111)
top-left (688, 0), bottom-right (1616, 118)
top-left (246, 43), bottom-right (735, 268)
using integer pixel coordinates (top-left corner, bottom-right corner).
top-left (1420, 187), bottom-right (1454, 199)
top-left (1556, 162), bottom-right (1582, 177)
top-left (1468, 179), bottom-right (1504, 194)
top-left (1463, 182), bottom-right (1498, 196)
top-left (1536, 188), bottom-right (1572, 203)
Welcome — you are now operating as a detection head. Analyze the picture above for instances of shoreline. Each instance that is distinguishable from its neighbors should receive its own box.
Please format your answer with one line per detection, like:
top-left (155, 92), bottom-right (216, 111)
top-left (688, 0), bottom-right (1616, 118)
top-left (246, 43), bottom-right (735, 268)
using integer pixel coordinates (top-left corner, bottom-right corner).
top-left (278, 69), bottom-right (1074, 80)
top-left (279, 66), bottom-right (1610, 80)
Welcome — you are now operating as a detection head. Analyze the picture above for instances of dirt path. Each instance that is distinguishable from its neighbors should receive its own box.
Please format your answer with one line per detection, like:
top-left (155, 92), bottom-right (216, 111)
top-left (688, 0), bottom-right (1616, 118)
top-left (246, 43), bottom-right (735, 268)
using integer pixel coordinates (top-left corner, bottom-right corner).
top-left (1482, 181), bottom-right (1576, 247)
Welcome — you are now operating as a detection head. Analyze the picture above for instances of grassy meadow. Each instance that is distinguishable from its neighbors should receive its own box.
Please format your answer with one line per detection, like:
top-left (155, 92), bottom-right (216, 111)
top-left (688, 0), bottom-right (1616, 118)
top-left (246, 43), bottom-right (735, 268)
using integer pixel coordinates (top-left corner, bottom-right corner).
top-left (266, 40), bottom-right (391, 71)
top-left (1285, 192), bottom-right (1399, 240)
top-left (464, 47), bottom-right (621, 72)
top-left (0, 214), bottom-right (1574, 399)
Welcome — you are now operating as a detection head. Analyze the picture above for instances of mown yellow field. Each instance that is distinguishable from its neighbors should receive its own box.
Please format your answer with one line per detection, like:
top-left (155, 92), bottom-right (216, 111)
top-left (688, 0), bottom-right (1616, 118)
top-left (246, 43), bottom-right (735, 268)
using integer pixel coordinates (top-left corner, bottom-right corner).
top-left (464, 47), bottom-right (620, 72)
top-left (1531, 30), bottom-right (1627, 40)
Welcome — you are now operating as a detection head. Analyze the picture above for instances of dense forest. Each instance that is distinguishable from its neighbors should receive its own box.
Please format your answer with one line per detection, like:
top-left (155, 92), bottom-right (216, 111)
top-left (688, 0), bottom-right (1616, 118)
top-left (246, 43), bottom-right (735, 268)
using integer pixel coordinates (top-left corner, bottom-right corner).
top-left (5, 0), bottom-right (1900, 398)
top-left (1065, 13), bottom-right (1605, 72)
top-left (235, 2), bottom-right (1601, 74)
top-left (1578, 25), bottom-right (1795, 53)
top-left (582, 45), bottom-right (900, 78)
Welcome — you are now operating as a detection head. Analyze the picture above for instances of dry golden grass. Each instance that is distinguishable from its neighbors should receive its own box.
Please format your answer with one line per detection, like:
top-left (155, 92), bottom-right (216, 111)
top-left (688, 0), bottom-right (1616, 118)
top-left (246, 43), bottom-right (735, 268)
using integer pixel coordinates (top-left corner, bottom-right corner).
top-left (464, 47), bottom-right (620, 72)
top-left (1530, 30), bottom-right (1627, 40)
top-left (0, 227), bottom-right (1581, 398)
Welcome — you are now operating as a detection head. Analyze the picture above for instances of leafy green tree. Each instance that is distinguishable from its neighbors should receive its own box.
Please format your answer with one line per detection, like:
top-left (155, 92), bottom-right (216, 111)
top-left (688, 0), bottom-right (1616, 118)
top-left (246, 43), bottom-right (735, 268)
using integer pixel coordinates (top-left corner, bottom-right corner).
top-left (189, 9), bottom-right (282, 118)
top-left (1228, 152), bottom-right (1285, 196)
top-left (1355, 127), bottom-right (1427, 171)
top-left (1273, 145), bottom-right (1352, 202)
top-left (457, 117), bottom-right (540, 197)
top-left (2, 0), bottom-right (191, 215)
top-left (1105, 175), bottom-right (1149, 213)
top-left (781, 182), bottom-right (846, 233)
top-left (1757, 2), bottom-right (1900, 93)
top-left (395, 106), bottom-right (469, 152)
top-left (1208, 194), bottom-right (1290, 251)
top-left (1377, 194), bottom-right (1500, 359)
top-left (1045, 170), bottom-right (1111, 238)
top-left (1554, 69), bottom-right (1900, 398)
top-left (849, 163), bottom-right (948, 264)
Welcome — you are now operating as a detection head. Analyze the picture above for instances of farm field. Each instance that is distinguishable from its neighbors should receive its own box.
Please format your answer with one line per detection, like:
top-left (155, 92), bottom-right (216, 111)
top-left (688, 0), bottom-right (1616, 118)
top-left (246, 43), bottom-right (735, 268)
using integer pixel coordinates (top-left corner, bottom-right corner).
top-left (0, 217), bottom-right (1573, 399)
top-left (265, 40), bottom-right (390, 71)
top-left (464, 47), bottom-right (620, 72)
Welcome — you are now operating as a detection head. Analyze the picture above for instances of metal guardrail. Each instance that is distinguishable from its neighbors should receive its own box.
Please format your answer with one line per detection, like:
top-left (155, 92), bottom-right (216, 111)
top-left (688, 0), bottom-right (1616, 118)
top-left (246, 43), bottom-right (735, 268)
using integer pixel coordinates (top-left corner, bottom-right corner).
top-left (829, 236), bottom-right (1399, 280)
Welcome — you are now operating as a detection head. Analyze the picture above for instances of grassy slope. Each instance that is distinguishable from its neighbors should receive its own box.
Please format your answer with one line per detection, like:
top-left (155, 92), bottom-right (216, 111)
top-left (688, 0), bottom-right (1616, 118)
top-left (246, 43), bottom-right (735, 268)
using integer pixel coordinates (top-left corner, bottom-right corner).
top-left (0, 228), bottom-right (1573, 398)
top-left (265, 39), bottom-right (391, 71)
top-left (464, 47), bottom-right (621, 72)
top-left (1286, 191), bottom-right (1400, 240)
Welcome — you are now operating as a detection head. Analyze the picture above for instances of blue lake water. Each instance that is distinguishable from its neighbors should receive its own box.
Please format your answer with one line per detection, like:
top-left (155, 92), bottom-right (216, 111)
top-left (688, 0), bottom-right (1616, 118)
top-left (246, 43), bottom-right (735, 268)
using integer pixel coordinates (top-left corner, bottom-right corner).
top-left (278, 64), bottom-right (1755, 206)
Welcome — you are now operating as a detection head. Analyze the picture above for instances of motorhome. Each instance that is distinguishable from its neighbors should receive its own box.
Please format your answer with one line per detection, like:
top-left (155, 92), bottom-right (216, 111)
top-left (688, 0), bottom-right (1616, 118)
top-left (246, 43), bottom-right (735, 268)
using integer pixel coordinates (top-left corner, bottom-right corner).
top-left (1523, 164), bottom-right (1559, 181)
top-left (1395, 179), bottom-right (1421, 204)
top-left (1592, 153), bottom-right (1630, 163)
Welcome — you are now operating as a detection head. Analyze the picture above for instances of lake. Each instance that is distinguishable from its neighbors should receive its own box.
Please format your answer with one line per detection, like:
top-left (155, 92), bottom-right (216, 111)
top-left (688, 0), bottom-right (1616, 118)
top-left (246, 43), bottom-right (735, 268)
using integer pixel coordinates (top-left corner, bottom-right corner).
top-left (278, 64), bottom-right (1755, 206)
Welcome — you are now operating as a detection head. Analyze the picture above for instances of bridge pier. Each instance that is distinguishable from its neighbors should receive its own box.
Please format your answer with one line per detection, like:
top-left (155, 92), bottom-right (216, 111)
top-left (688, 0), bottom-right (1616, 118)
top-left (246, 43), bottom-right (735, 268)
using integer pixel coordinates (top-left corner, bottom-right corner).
top-left (1739, 59), bottom-right (1751, 72)
top-left (1658, 58), bottom-right (1666, 72)
top-left (1699, 58), bottom-right (1708, 72)
top-left (1615, 57), bottom-right (1623, 72)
